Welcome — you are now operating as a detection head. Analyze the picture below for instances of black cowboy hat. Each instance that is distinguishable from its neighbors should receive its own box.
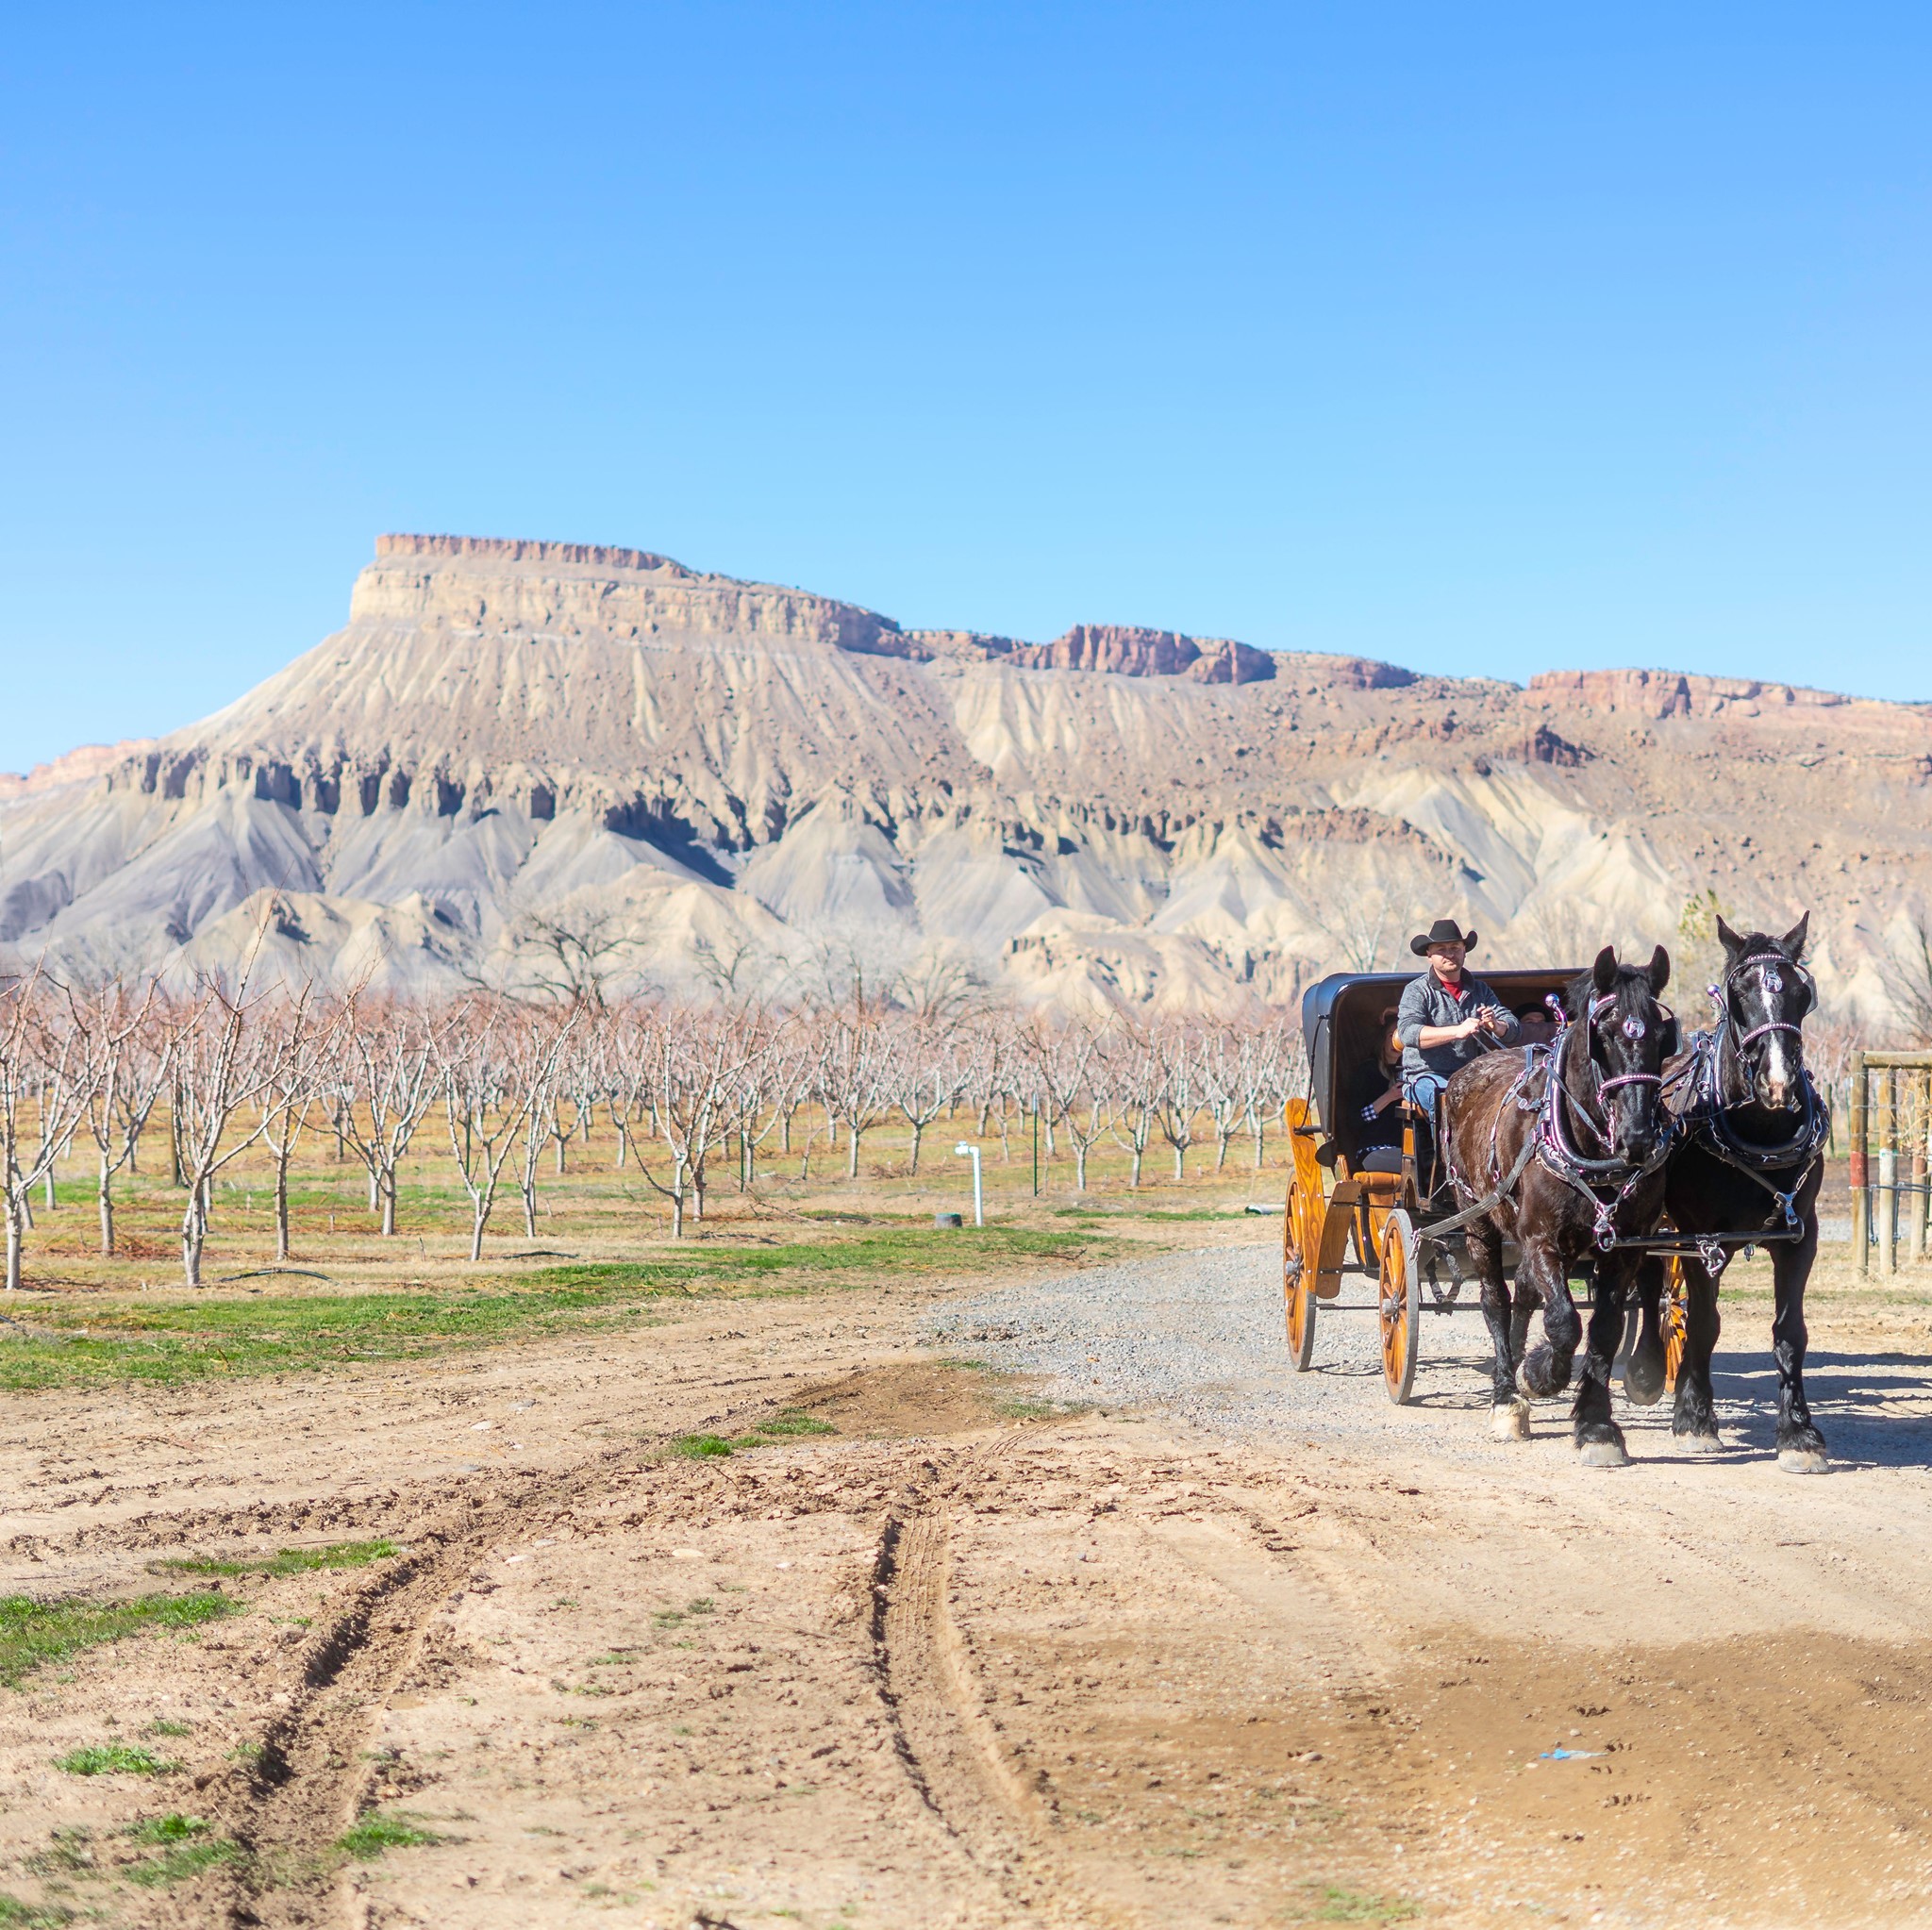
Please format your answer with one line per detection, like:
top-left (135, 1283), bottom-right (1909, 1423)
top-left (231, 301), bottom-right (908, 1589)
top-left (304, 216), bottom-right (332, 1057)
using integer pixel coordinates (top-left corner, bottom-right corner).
top-left (1409, 918), bottom-right (1477, 957)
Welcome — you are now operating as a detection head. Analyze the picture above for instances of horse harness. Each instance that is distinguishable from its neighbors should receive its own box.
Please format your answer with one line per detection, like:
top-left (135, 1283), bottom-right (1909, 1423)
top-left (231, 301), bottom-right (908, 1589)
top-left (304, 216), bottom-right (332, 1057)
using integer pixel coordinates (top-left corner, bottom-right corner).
top-left (1659, 951), bottom-right (1828, 1271)
top-left (1432, 991), bottom-right (1673, 1254)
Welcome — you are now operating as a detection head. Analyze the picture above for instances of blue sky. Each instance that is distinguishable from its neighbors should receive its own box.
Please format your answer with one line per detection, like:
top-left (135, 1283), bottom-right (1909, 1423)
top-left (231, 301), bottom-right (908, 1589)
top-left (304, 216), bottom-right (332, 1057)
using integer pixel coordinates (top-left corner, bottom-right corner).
top-left (3, 3), bottom-right (1928, 770)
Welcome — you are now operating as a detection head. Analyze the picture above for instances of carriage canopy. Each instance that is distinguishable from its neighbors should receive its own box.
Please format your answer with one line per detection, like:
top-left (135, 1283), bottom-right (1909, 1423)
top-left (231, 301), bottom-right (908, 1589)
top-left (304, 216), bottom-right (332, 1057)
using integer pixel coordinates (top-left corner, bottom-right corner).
top-left (1299, 966), bottom-right (1584, 1168)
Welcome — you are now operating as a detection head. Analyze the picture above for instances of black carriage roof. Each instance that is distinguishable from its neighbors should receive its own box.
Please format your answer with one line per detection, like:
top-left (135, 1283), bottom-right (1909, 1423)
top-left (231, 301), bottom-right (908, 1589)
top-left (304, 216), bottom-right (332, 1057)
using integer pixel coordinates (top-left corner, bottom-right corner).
top-left (1300, 965), bottom-right (1585, 1155)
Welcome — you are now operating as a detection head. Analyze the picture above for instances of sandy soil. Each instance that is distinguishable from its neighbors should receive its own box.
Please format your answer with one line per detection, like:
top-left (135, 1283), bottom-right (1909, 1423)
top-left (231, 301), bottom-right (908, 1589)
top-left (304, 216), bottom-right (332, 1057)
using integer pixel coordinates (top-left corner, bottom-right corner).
top-left (2, 1244), bottom-right (1932, 1930)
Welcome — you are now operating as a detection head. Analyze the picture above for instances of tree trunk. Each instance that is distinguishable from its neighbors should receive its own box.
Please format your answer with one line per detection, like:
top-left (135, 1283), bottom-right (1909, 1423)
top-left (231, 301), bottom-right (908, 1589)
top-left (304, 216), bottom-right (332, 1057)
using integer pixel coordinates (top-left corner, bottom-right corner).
top-left (1174, 1144), bottom-right (1186, 1181)
top-left (523, 1184), bottom-right (538, 1238)
top-left (98, 1159), bottom-right (115, 1256)
top-left (380, 1173), bottom-right (397, 1237)
top-left (692, 1161), bottom-right (707, 1223)
top-left (1074, 1143), bottom-right (1088, 1191)
top-left (846, 1123), bottom-right (861, 1180)
top-left (180, 1199), bottom-right (205, 1288)
top-left (1130, 1144), bottom-right (1143, 1189)
top-left (908, 1121), bottom-right (923, 1175)
top-left (368, 1163), bottom-right (379, 1212)
top-left (613, 1121), bottom-right (628, 1172)
top-left (470, 1205), bottom-right (489, 1263)
top-left (555, 1137), bottom-right (567, 1176)
top-left (5, 1208), bottom-right (20, 1291)
top-left (1252, 1123), bottom-right (1265, 1169)
top-left (43, 1169), bottom-right (56, 1212)
top-left (275, 1156), bottom-right (291, 1261)
top-left (670, 1162), bottom-right (686, 1239)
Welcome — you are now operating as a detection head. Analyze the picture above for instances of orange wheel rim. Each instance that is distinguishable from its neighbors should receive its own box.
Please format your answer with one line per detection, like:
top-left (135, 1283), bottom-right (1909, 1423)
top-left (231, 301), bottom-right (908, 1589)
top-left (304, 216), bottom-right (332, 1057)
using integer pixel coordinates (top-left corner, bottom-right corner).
top-left (1381, 1232), bottom-right (1408, 1385)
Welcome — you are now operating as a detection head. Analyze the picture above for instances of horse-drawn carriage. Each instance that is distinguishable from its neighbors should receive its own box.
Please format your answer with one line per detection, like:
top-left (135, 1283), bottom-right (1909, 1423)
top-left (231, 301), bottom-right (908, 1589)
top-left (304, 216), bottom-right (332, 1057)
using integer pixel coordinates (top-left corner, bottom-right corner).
top-left (1282, 967), bottom-right (1690, 1406)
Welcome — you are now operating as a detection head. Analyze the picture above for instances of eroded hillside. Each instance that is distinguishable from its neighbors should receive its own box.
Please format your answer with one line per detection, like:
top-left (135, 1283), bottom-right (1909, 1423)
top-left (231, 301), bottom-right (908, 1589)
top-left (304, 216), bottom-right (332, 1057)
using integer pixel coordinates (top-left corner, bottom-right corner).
top-left (2, 534), bottom-right (1927, 1017)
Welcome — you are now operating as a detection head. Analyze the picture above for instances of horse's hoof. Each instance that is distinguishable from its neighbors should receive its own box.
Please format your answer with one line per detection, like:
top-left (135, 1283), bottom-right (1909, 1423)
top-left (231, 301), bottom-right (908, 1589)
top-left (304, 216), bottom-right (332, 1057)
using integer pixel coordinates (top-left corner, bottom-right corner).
top-left (1677, 1430), bottom-right (1724, 1455)
top-left (1778, 1446), bottom-right (1830, 1475)
top-left (1577, 1434), bottom-right (1629, 1470)
top-left (1491, 1402), bottom-right (1531, 1441)
top-left (1623, 1352), bottom-right (1666, 1406)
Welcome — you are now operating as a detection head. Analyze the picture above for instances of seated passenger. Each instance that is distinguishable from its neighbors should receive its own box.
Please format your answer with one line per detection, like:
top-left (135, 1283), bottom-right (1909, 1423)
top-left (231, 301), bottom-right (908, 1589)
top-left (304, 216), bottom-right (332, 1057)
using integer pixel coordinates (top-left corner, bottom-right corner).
top-left (1357, 1007), bottom-right (1406, 1145)
top-left (1395, 919), bottom-right (1521, 1121)
top-left (1515, 1005), bottom-right (1557, 1048)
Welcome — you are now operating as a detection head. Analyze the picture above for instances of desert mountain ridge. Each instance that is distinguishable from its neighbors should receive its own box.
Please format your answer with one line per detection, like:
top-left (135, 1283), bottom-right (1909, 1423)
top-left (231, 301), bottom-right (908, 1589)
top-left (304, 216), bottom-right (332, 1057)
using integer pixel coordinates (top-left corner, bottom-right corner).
top-left (2, 533), bottom-right (1927, 1023)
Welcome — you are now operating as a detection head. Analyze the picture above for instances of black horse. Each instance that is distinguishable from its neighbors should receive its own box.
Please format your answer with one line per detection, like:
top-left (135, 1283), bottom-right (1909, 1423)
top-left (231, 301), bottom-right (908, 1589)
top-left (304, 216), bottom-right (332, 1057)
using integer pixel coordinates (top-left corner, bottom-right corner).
top-left (1443, 945), bottom-right (1674, 1466)
top-left (1625, 915), bottom-right (1829, 1472)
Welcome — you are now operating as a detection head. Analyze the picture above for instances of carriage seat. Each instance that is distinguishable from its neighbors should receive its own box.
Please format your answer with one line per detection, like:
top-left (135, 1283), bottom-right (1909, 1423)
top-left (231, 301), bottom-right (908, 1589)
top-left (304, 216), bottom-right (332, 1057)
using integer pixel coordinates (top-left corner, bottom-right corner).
top-left (1357, 1145), bottom-right (1403, 1174)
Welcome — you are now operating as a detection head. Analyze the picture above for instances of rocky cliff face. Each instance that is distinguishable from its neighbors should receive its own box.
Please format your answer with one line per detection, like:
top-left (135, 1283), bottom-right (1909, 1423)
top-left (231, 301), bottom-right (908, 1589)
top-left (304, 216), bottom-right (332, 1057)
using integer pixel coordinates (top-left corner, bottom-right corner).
top-left (3, 533), bottom-right (1929, 1021)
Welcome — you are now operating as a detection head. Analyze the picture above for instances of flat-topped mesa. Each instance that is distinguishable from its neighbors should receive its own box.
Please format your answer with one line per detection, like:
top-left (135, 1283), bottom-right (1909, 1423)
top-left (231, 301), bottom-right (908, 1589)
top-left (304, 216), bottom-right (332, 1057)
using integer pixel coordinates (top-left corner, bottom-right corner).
top-left (354, 532), bottom-right (901, 654)
top-left (1528, 668), bottom-right (1849, 718)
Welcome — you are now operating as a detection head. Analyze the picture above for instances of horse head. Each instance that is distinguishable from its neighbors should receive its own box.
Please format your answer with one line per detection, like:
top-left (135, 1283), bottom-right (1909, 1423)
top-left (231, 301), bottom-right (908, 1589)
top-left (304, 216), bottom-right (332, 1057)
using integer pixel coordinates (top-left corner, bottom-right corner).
top-left (1715, 912), bottom-right (1812, 1112)
top-left (1568, 943), bottom-right (1673, 1163)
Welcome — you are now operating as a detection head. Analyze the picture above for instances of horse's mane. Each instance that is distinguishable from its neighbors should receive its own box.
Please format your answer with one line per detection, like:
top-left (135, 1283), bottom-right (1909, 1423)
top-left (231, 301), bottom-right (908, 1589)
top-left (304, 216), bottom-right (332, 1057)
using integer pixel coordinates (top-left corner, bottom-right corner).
top-left (1560, 961), bottom-right (1660, 1025)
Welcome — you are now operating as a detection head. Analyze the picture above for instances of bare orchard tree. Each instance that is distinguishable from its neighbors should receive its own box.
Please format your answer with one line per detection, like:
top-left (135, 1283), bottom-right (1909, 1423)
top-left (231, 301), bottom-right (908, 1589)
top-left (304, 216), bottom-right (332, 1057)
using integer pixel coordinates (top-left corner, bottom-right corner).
top-left (1106, 1022), bottom-right (1163, 1190)
top-left (173, 975), bottom-right (308, 1288)
top-left (1238, 1017), bottom-right (1298, 1169)
top-left (1298, 848), bottom-right (1457, 973)
top-left (335, 998), bottom-right (449, 1236)
top-left (441, 998), bottom-right (583, 1259)
top-left (891, 1011), bottom-right (969, 1176)
top-left (1153, 1020), bottom-right (1206, 1182)
top-left (0, 968), bottom-right (106, 1291)
top-left (625, 1002), bottom-right (762, 1237)
top-left (735, 1012), bottom-right (816, 1190)
top-left (495, 902), bottom-right (640, 1008)
top-left (1024, 1013), bottom-right (1114, 1192)
top-left (1888, 912), bottom-right (1932, 1046)
top-left (816, 995), bottom-right (898, 1180)
top-left (252, 990), bottom-right (342, 1262)
top-left (68, 973), bottom-right (167, 1257)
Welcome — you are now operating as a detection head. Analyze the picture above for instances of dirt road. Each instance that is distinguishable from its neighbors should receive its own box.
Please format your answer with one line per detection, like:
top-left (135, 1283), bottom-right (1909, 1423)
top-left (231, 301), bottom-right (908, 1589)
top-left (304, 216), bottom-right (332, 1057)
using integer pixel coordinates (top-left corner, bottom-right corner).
top-left (3, 1241), bottom-right (1931, 1928)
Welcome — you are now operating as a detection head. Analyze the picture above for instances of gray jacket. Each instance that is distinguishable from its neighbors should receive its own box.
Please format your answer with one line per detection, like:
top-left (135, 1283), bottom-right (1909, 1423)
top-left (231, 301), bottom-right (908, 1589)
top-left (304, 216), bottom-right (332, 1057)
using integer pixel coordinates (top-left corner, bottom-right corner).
top-left (1396, 971), bottom-right (1521, 1080)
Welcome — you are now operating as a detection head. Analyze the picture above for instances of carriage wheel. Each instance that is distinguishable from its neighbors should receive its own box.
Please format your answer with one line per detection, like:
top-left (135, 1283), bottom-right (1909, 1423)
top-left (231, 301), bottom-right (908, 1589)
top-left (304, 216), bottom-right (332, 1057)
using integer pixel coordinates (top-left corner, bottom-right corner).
top-left (1284, 1139), bottom-right (1318, 1372)
top-left (1379, 1208), bottom-right (1423, 1406)
top-left (1662, 1257), bottom-right (1688, 1393)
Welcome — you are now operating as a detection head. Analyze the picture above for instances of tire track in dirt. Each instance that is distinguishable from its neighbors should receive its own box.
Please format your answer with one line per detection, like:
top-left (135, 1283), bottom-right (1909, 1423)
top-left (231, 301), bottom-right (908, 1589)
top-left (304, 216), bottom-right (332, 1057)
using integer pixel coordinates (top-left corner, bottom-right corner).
top-left (868, 1439), bottom-right (1145, 1930)
top-left (192, 1369), bottom-right (872, 1928)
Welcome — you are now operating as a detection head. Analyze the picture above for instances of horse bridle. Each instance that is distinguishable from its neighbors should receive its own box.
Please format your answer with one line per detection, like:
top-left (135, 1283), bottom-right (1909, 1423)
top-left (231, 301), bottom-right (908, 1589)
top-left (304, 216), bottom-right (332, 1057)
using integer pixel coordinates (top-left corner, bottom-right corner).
top-left (1712, 951), bottom-right (1814, 1060)
top-left (1530, 987), bottom-right (1674, 1249)
top-left (1558, 991), bottom-right (1664, 1149)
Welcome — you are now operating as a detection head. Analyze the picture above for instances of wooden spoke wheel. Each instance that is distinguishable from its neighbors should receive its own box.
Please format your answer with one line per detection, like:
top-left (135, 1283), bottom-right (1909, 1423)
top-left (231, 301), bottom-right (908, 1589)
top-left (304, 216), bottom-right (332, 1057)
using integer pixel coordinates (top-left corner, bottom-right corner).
top-left (1283, 1101), bottom-right (1319, 1371)
top-left (1662, 1257), bottom-right (1688, 1393)
top-left (1379, 1208), bottom-right (1423, 1406)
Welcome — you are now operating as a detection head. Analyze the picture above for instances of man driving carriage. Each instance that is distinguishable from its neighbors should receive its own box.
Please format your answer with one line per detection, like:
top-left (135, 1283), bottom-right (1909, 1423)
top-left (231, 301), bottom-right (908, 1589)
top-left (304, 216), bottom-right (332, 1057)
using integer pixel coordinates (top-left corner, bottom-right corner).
top-left (1394, 918), bottom-right (1520, 1121)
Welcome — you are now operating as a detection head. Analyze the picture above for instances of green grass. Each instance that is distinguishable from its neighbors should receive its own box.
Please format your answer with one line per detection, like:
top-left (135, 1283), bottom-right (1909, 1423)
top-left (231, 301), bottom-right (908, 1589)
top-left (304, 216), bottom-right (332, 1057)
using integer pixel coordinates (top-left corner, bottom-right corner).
top-left (1307, 1887), bottom-right (1422, 1924)
top-left (0, 1591), bottom-right (236, 1688)
top-left (55, 1743), bottom-right (176, 1777)
top-left (129, 1814), bottom-right (206, 1845)
top-left (123, 1817), bottom-right (237, 1887)
top-left (0, 1896), bottom-right (73, 1926)
top-left (0, 1225), bottom-right (1110, 1390)
top-left (153, 1538), bottom-right (398, 1579)
top-left (671, 1407), bottom-right (838, 1458)
top-left (742, 1409), bottom-right (836, 1440)
top-left (337, 1810), bottom-right (440, 1859)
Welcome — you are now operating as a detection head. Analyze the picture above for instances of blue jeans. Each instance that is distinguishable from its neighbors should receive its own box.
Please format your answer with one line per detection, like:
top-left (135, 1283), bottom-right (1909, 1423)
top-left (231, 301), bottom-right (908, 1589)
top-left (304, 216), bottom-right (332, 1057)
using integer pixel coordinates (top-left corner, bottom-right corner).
top-left (1403, 1071), bottom-right (1448, 1117)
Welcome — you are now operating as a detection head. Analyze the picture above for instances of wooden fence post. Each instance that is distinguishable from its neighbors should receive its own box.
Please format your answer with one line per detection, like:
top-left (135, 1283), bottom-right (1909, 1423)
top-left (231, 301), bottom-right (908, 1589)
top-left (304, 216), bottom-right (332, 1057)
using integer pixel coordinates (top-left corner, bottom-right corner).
top-left (1913, 1072), bottom-right (1930, 1267)
top-left (1877, 1066), bottom-right (1898, 1278)
top-left (1850, 1049), bottom-right (1869, 1278)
